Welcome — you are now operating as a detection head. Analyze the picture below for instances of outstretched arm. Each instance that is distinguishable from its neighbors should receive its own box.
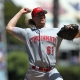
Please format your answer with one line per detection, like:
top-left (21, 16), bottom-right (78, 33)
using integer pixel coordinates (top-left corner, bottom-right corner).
top-left (6, 8), bottom-right (31, 34)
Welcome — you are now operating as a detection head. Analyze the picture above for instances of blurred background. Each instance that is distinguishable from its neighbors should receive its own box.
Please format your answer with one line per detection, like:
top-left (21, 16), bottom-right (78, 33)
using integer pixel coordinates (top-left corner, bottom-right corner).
top-left (0, 0), bottom-right (80, 80)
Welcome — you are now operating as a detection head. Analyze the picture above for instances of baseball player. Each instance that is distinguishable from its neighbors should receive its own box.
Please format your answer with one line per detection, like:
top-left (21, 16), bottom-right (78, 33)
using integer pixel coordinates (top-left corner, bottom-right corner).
top-left (6, 7), bottom-right (80, 80)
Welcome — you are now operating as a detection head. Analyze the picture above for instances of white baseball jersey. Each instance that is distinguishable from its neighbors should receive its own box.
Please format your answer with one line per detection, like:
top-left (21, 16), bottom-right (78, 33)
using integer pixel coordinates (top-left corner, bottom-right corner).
top-left (12, 27), bottom-right (63, 68)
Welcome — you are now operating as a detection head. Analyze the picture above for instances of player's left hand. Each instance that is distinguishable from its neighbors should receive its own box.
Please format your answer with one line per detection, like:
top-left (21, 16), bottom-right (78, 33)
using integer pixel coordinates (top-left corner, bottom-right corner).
top-left (57, 24), bottom-right (79, 40)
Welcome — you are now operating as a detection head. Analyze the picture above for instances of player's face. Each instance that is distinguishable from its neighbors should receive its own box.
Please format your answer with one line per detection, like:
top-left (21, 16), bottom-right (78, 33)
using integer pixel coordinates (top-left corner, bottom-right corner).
top-left (33, 12), bottom-right (46, 25)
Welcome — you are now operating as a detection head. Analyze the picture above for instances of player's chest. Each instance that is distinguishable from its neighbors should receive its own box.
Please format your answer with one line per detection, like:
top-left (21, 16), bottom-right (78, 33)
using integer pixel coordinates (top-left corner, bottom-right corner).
top-left (27, 29), bottom-right (58, 38)
top-left (27, 29), bottom-right (58, 43)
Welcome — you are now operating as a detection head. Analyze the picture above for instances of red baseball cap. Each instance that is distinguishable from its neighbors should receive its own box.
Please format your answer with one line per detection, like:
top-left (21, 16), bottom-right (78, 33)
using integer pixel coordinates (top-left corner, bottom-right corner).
top-left (31, 7), bottom-right (47, 18)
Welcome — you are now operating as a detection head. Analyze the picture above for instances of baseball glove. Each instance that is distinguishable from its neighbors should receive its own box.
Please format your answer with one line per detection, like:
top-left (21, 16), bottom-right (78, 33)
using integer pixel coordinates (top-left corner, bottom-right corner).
top-left (57, 24), bottom-right (79, 40)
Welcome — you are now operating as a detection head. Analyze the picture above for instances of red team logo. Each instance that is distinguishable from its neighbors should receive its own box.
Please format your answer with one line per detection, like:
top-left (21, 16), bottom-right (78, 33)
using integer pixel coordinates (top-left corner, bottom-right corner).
top-left (30, 35), bottom-right (56, 55)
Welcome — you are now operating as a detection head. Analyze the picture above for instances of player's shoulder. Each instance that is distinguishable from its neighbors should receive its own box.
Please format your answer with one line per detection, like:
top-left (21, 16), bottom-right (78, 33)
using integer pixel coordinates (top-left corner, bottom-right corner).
top-left (43, 27), bottom-right (61, 31)
top-left (25, 27), bottom-right (61, 32)
top-left (24, 28), bottom-right (31, 31)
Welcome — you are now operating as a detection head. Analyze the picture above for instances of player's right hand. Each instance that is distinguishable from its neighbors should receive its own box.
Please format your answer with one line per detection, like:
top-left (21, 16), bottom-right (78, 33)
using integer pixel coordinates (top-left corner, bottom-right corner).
top-left (19, 8), bottom-right (31, 14)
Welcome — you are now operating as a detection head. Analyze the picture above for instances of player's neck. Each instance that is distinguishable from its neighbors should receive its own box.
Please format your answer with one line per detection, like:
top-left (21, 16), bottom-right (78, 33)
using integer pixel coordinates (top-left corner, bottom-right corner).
top-left (36, 24), bottom-right (46, 29)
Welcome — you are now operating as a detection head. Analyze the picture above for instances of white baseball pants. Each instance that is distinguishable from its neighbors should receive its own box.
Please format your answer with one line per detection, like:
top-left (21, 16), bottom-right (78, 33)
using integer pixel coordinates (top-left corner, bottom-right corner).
top-left (24, 68), bottom-right (63, 80)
